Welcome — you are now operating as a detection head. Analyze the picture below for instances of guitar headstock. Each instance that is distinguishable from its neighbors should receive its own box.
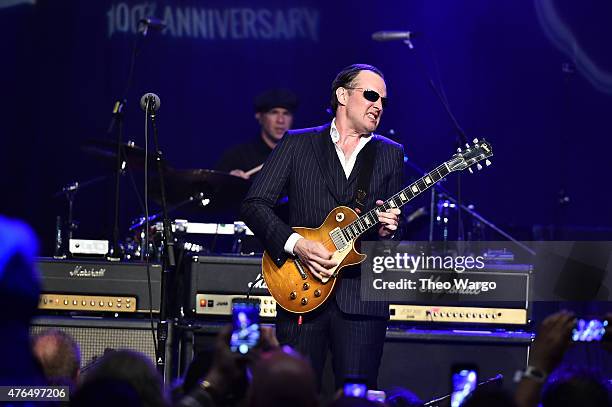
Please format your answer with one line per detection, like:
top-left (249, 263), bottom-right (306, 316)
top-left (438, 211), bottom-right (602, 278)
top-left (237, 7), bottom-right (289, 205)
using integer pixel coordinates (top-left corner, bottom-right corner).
top-left (446, 139), bottom-right (493, 173)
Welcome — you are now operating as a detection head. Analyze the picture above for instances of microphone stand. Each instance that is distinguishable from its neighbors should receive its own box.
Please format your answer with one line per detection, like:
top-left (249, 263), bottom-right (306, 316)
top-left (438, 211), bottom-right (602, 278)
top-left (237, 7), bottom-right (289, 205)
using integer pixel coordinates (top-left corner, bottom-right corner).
top-left (148, 106), bottom-right (176, 383)
top-left (109, 100), bottom-right (126, 259)
top-left (400, 38), bottom-right (470, 242)
top-left (107, 19), bottom-right (156, 259)
top-left (53, 176), bottom-right (109, 258)
top-left (404, 158), bottom-right (534, 256)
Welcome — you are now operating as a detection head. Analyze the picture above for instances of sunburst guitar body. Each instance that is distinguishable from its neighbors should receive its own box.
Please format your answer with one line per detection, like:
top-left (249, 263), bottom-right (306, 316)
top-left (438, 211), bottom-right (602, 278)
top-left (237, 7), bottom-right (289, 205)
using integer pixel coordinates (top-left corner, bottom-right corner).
top-left (262, 206), bottom-right (364, 313)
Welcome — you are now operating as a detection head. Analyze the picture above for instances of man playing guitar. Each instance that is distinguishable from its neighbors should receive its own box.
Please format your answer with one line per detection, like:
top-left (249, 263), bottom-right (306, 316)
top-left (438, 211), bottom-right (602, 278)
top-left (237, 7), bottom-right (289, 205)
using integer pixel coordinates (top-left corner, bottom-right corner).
top-left (242, 64), bottom-right (403, 388)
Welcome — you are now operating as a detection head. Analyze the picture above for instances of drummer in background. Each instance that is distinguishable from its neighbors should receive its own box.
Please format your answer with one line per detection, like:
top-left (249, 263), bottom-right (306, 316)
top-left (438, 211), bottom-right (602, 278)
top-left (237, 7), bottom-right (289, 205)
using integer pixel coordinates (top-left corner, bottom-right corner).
top-left (216, 88), bottom-right (298, 179)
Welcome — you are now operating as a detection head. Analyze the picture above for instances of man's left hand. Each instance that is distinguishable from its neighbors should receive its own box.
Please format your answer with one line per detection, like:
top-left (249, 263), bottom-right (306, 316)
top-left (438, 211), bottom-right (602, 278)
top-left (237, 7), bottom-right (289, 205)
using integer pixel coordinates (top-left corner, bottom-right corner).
top-left (376, 199), bottom-right (400, 238)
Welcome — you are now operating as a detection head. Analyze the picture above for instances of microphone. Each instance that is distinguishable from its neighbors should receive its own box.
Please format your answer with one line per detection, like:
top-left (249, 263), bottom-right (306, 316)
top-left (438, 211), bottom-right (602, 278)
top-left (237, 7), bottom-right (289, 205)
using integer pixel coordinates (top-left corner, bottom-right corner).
top-left (140, 93), bottom-right (161, 113)
top-left (372, 31), bottom-right (415, 42)
top-left (138, 17), bottom-right (166, 36)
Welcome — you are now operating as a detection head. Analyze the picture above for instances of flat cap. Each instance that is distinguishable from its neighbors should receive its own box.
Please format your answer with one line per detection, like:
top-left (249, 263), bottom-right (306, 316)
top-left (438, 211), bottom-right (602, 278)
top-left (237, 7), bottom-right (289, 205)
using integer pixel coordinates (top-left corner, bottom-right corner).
top-left (254, 88), bottom-right (298, 113)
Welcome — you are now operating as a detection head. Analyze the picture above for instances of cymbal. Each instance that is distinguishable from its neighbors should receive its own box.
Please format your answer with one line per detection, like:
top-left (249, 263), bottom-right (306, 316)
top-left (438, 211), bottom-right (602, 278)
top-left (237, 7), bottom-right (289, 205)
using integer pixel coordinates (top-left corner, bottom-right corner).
top-left (150, 169), bottom-right (252, 221)
top-left (82, 139), bottom-right (167, 170)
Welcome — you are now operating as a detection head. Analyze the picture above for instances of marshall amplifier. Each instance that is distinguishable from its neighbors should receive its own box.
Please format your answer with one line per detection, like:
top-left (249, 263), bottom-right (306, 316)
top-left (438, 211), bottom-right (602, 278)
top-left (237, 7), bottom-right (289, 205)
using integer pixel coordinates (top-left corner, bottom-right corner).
top-left (186, 255), bottom-right (277, 318)
top-left (36, 258), bottom-right (161, 314)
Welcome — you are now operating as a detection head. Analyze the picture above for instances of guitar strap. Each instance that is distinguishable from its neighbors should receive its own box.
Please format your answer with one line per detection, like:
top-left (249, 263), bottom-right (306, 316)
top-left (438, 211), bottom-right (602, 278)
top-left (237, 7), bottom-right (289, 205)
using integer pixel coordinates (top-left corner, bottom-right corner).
top-left (353, 138), bottom-right (377, 213)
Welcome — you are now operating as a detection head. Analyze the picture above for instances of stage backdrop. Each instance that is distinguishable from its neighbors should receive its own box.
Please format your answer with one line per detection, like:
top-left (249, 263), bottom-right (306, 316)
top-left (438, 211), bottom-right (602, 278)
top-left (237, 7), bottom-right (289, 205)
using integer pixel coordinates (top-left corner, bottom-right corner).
top-left (1, 0), bottom-right (611, 253)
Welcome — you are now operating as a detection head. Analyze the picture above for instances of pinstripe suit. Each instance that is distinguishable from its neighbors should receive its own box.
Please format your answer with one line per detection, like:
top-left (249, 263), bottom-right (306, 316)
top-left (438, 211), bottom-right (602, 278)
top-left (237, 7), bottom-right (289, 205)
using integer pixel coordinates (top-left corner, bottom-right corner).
top-left (241, 122), bottom-right (404, 387)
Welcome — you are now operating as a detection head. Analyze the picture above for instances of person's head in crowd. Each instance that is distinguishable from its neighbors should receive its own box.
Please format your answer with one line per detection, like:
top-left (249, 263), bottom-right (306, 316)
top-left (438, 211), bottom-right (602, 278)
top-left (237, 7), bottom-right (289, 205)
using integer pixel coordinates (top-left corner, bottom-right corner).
top-left (77, 350), bottom-right (168, 407)
top-left (541, 368), bottom-right (612, 407)
top-left (385, 386), bottom-right (423, 407)
top-left (70, 378), bottom-right (143, 407)
top-left (0, 216), bottom-right (45, 385)
top-left (254, 88), bottom-right (298, 149)
top-left (247, 346), bottom-right (318, 407)
top-left (327, 397), bottom-right (383, 407)
top-left (32, 329), bottom-right (81, 388)
top-left (179, 350), bottom-right (213, 397)
top-left (462, 386), bottom-right (517, 407)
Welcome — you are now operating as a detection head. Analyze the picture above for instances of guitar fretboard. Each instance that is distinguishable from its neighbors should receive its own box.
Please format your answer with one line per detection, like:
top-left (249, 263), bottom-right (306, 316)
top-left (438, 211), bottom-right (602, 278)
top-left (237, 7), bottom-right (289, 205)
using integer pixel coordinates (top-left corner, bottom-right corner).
top-left (341, 163), bottom-right (450, 241)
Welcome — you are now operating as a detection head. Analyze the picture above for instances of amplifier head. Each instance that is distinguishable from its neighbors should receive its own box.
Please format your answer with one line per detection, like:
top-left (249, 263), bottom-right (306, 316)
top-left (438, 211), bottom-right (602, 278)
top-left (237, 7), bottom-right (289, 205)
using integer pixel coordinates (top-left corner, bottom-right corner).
top-left (186, 255), bottom-right (267, 316)
top-left (36, 258), bottom-right (161, 314)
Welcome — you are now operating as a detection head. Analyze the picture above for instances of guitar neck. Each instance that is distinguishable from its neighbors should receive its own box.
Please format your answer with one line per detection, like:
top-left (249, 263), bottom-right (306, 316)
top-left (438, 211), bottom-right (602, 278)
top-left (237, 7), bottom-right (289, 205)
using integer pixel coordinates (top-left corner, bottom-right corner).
top-left (342, 162), bottom-right (451, 240)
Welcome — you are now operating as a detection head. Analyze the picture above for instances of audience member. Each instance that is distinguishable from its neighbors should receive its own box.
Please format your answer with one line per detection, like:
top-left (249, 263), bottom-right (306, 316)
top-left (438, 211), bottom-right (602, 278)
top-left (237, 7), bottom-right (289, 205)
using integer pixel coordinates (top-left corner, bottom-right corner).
top-left (247, 346), bottom-right (318, 407)
top-left (0, 216), bottom-right (45, 386)
top-left (176, 325), bottom-right (280, 407)
top-left (326, 397), bottom-right (383, 407)
top-left (385, 387), bottom-right (423, 407)
top-left (32, 329), bottom-right (81, 388)
top-left (462, 386), bottom-right (516, 407)
top-left (515, 311), bottom-right (612, 407)
top-left (541, 368), bottom-right (611, 407)
top-left (70, 378), bottom-right (143, 407)
top-left (72, 349), bottom-right (168, 407)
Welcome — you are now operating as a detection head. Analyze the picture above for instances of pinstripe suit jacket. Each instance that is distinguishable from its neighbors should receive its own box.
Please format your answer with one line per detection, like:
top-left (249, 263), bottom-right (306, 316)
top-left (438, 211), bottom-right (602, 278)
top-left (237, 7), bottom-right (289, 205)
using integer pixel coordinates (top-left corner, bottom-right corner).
top-left (241, 123), bottom-right (404, 317)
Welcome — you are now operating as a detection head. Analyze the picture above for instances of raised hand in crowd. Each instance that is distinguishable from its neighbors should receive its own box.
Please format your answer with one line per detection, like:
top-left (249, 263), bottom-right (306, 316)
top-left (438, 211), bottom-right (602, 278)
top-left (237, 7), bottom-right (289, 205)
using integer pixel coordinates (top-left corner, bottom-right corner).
top-left (514, 310), bottom-right (576, 407)
top-left (176, 325), bottom-right (280, 407)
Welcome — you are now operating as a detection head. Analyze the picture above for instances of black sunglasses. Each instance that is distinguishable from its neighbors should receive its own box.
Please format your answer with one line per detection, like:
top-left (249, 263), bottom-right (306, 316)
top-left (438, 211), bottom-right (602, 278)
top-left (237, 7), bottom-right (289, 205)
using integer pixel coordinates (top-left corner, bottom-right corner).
top-left (345, 87), bottom-right (388, 108)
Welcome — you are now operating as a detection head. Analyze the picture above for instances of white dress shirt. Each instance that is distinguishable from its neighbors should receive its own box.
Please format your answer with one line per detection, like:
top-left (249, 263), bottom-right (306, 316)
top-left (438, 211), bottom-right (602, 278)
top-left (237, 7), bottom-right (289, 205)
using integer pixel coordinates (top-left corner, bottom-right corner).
top-left (283, 120), bottom-right (372, 255)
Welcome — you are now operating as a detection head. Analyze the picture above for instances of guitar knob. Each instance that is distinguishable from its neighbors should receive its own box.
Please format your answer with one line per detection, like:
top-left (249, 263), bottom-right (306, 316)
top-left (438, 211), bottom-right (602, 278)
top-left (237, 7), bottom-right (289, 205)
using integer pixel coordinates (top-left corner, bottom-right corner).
top-left (314, 289), bottom-right (321, 297)
top-left (289, 291), bottom-right (297, 300)
top-left (485, 159), bottom-right (492, 166)
top-left (476, 163), bottom-right (483, 170)
top-left (301, 298), bottom-right (308, 305)
top-left (303, 282), bottom-right (310, 290)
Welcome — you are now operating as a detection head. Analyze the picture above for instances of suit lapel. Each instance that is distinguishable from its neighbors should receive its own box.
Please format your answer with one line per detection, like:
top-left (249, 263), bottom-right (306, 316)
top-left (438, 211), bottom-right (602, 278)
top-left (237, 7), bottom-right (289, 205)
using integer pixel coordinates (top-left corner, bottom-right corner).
top-left (347, 134), bottom-right (378, 188)
top-left (310, 123), bottom-right (343, 204)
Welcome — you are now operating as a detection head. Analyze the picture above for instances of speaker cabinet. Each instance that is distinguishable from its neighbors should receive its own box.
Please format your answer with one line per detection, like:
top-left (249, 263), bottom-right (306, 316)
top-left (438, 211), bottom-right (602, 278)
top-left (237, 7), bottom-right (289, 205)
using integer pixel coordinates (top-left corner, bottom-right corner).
top-left (30, 316), bottom-right (158, 368)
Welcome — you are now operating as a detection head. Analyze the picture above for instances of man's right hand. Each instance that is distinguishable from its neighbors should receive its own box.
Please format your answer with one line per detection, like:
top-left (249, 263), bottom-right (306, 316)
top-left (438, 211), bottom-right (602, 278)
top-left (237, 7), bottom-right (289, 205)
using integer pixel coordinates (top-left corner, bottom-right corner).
top-left (229, 169), bottom-right (250, 179)
top-left (293, 238), bottom-right (338, 281)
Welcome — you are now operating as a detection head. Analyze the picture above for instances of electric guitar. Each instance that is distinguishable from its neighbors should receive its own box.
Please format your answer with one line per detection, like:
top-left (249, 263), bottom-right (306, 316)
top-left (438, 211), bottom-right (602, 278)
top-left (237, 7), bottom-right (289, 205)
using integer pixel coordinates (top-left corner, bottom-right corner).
top-left (262, 139), bottom-right (493, 313)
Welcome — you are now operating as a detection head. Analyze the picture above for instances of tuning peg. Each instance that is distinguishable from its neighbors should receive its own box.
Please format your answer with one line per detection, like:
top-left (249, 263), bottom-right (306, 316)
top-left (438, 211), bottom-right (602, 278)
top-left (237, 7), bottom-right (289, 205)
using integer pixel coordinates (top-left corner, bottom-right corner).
top-left (457, 147), bottom-right (462, 153)
top-left (468, 167), bottom-right (474, 174)
top-left (476, 163), bottom-right (483, 170)
top-left (473, 138), bottom-right (479, 143)
top-left (485, 159), bottom-right (491, 166)
top-left (465, 143), bottom-right (471, 148)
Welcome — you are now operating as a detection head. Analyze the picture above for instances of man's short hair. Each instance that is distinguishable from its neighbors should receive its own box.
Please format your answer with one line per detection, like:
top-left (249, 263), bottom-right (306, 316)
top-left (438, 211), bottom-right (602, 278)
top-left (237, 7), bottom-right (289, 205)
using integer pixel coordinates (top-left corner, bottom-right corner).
top-left (330, 63), bottom-right (385, 114)
top-left (32, 329), bottom-right (81, 384)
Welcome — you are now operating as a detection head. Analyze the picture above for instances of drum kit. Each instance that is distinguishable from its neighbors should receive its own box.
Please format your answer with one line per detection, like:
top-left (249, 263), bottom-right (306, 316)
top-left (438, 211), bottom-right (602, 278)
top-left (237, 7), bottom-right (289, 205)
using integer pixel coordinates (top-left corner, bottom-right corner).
top-left (54, 139), bottom-right (262, 260)
top-left (54, 136), bottom-right (529, 261)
